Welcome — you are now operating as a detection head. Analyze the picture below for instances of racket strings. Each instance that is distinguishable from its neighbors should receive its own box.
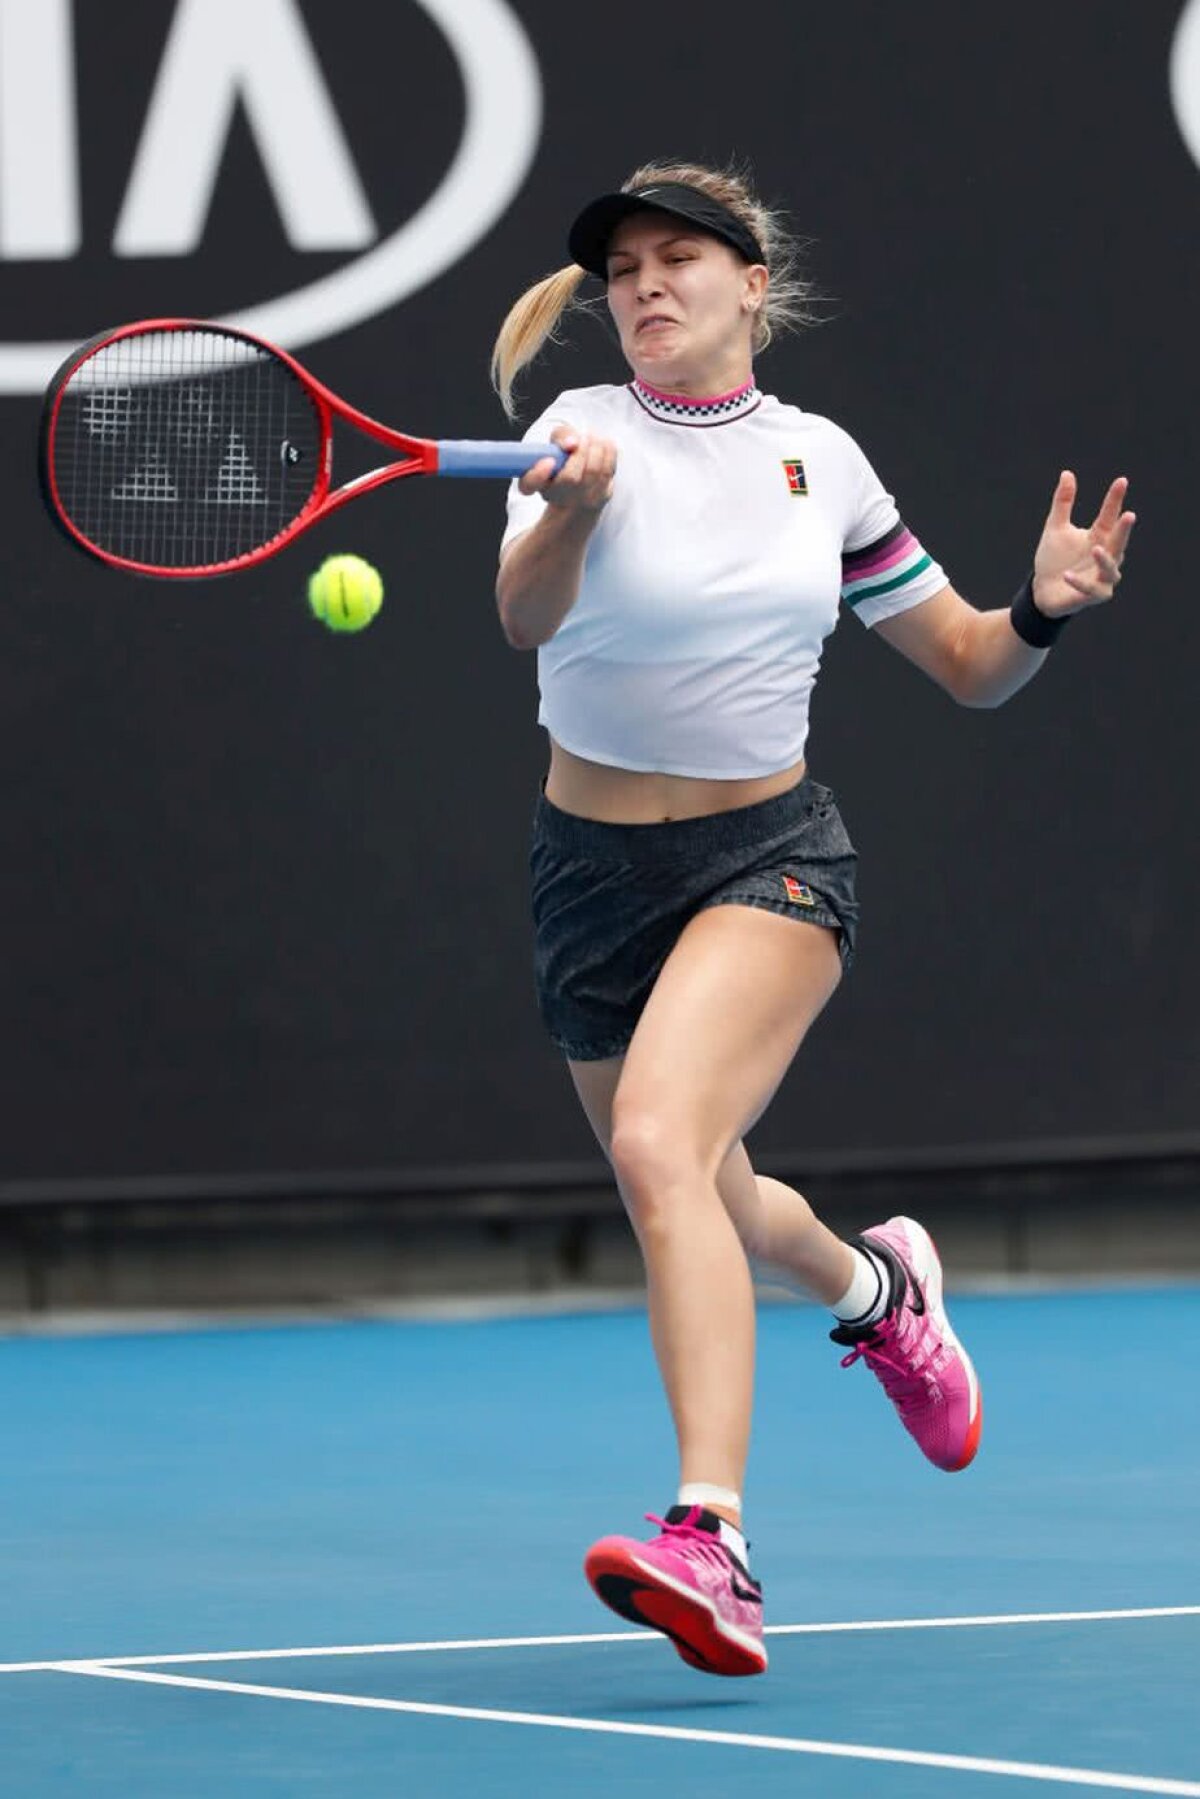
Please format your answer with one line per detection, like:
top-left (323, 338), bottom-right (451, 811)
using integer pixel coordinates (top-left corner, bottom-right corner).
top-left (52, 328), bottom-right (323, 571)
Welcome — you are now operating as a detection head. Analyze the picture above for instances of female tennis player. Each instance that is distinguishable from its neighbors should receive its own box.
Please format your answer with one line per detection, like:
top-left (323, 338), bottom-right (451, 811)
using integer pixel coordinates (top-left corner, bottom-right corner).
top-left (491, 161), bottom-right (1134, 1678)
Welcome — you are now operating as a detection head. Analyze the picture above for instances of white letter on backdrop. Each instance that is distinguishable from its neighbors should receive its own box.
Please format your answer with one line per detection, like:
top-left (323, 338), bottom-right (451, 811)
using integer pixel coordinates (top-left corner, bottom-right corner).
top-left (114, 0), bottom-right (377, 256)
top-left (0, 0), bottom-right (80, 258)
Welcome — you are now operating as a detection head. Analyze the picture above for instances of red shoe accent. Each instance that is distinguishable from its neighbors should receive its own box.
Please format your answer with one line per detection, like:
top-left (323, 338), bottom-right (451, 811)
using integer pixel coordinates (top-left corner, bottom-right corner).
top-left (948, 1391), bottom-right (984, 1472)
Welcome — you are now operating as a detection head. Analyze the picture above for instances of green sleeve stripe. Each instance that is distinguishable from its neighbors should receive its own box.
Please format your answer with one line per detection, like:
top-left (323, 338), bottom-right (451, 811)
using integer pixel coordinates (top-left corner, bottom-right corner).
top-left (843, 552), bottom-right (934, 608)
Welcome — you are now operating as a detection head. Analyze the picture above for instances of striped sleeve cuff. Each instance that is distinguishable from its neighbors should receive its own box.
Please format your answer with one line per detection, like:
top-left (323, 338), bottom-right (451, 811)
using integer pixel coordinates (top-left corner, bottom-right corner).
top-left (841, 521), bottom-right (946, 626)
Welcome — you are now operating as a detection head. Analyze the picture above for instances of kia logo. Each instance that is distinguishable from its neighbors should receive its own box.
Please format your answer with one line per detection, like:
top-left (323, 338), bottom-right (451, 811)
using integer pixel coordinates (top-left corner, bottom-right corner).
top-left (1172, 0), bottom-right (1200, 170)
top-left (0, 0), bottom-right (542, 393)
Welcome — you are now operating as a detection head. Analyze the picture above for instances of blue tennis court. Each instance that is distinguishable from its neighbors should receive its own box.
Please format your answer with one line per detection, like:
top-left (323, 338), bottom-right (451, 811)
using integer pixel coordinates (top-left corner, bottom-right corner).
top-left (5, 1286), bottom-right (1198, 1795)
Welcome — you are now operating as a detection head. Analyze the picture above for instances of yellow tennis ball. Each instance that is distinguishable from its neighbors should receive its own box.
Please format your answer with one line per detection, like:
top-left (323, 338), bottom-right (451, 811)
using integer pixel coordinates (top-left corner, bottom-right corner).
top-left (307, 554), bottom-right (383, 633)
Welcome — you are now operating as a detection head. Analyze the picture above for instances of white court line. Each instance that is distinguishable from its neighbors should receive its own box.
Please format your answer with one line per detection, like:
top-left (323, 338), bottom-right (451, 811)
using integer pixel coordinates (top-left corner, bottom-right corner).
top-left (3, 1603), bottom-right (1198, 1675)
top-left (52, 1663), bottom-right (1200, 1796)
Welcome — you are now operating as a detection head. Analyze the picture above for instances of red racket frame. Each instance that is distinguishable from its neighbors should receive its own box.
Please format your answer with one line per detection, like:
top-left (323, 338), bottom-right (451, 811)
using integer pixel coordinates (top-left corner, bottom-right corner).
top-left (42, 319), bottom-right (471, 579)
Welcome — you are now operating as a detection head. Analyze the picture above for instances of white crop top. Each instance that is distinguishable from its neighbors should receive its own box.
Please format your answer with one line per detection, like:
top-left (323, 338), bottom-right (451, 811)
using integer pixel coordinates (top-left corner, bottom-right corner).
top-left (500, 379), bottom-right (949, 779)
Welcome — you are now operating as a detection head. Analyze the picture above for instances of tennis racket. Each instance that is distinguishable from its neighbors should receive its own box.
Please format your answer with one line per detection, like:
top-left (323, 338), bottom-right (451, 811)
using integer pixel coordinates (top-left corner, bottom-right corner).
top-left (38, 319), bottom-right (565, 578)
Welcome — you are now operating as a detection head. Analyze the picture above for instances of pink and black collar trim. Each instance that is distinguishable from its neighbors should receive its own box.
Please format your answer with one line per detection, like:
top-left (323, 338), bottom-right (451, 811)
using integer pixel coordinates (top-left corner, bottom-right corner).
top-left (629, 376), bottom-right (762, 426)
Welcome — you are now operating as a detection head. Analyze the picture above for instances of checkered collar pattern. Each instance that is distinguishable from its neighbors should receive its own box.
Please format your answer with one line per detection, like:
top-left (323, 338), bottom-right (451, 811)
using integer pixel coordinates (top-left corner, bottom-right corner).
top-left (629, 377), bottom-right (762, 427)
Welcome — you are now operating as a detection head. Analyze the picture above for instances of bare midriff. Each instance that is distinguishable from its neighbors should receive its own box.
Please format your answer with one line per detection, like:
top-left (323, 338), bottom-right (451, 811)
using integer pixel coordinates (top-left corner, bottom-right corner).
top-left (544, 738), bottom-right (808, 824)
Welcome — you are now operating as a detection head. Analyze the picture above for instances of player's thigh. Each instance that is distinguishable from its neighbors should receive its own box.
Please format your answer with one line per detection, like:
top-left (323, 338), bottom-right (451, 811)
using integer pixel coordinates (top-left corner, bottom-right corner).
top-left (568, 1054), bottom-right (624, 1156)
top-left (614, 904), bottom-right (842, 1176)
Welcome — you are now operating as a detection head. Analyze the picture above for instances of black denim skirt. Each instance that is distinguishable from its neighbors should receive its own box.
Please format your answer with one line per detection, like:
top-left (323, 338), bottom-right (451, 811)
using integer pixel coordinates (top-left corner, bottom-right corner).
top-left (529, 774), bottom-right (859, 1061)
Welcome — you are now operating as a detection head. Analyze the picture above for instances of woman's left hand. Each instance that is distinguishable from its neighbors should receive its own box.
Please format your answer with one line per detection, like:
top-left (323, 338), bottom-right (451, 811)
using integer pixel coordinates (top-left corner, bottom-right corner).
top-left (1031, 471), bottom-right (1136, 618)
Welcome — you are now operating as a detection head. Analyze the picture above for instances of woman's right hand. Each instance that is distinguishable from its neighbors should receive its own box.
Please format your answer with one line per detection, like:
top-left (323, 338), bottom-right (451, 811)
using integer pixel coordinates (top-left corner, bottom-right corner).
top-left (498, 424), bottom-right (616, 648)
top-left (519, 423), bottom-right (616, 514)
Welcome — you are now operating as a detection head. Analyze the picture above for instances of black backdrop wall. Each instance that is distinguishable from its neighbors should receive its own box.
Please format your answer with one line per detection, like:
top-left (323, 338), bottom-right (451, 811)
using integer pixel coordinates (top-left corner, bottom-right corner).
top-left (1, 0), bottom-right (1197, 1188)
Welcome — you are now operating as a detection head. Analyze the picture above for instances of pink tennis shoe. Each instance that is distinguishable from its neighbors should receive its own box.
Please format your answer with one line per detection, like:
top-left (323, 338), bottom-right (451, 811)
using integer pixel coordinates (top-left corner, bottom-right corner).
top-left (584, 1505), bottom-right (767, 1677)
top-left (832, 1215), bottom-right (983, 1472)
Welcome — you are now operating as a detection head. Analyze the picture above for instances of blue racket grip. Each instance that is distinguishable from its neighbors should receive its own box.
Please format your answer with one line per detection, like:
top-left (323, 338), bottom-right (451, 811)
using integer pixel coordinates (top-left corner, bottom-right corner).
top-left (435, 440), bottom-right (567, 479)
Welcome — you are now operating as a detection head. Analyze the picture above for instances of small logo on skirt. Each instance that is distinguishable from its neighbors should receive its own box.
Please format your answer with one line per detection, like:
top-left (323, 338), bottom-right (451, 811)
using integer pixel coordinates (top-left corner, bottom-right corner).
top-left (783, 875), bottom-right (816, 906)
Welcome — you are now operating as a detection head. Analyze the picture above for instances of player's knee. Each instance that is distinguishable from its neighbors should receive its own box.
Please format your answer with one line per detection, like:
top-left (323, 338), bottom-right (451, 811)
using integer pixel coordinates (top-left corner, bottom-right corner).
top-left (610, 1106), bottom-right (672, 1196)
top-left (609, 1105), bottom-right (711, 1237)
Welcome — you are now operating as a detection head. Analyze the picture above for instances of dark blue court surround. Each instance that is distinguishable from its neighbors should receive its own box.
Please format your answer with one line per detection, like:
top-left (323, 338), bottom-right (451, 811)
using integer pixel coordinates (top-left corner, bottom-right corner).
top-left (4, 1288), bottom-right (1198, 1794)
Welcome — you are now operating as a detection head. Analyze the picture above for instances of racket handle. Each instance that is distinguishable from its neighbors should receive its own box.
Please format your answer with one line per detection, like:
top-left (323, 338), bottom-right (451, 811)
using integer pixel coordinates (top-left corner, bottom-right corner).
top-left (435, 440), bottom-right (567, 479)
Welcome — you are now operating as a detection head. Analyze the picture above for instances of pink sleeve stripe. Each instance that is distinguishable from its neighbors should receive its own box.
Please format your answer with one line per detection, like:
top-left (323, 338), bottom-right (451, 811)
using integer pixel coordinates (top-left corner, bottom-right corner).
top-left (841, 523), bottom-right (919, 581)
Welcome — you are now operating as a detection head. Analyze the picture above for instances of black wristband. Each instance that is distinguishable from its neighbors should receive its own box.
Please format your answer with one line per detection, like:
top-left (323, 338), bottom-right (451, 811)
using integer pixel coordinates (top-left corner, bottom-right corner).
top-left (1010, 574), bottom-right (1068, 648)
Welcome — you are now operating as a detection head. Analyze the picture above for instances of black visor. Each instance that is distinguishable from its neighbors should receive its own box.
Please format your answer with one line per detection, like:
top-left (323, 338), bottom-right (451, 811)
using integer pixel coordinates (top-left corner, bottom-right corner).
top-left (568, 181), bottom-right (766, 277)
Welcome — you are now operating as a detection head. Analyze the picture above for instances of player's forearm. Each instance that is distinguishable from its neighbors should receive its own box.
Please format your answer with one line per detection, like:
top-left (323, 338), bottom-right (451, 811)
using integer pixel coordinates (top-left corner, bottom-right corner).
top-left (953, 601), bottom-right (1051, 707)
top-left (496, 508), bottom-right (600, 650)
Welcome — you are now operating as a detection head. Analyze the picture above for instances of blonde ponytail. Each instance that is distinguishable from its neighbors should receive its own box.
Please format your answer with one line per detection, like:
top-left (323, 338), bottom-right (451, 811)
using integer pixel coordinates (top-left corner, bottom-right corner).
top-left (490, 263), bottom-right (589, 421)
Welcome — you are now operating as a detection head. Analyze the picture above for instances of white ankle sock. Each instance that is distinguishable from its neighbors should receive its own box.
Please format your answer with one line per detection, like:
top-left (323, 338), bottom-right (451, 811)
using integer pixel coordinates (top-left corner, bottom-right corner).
top-left (831, 1245), bottom-right (890, 1326)
top-left (677, 1483), bottom-right (748, 1568)
top-left (716, 1517), bottom-right (749, 1567)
